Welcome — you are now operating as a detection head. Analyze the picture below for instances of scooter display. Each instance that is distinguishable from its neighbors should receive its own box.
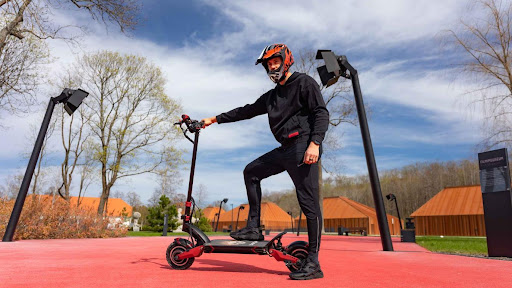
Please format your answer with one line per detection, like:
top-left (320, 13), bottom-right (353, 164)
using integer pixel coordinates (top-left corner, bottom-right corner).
top-left (166, 115), bottom-right (309, 271)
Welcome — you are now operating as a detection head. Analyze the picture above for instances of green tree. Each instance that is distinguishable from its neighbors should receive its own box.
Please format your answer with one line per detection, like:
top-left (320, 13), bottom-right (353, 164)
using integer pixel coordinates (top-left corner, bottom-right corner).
top-left (193, 209), bottom-right (212, 232)
top-left (145, 195), bottom-right (178, 232)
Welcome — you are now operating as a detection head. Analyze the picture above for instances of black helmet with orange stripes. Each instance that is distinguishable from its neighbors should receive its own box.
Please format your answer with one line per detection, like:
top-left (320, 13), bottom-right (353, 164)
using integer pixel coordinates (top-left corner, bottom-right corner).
top-left (255, 44), bottom-right (294, 83)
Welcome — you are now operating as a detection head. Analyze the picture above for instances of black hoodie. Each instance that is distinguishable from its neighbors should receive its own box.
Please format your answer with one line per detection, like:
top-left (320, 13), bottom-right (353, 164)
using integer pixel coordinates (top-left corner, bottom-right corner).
top-left (216, 72), bottom-right (329, 145)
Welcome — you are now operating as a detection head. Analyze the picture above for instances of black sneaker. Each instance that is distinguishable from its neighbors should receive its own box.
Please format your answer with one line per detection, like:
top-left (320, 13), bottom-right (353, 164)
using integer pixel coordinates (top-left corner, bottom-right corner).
top-left (289, 260), bottom-right (324, 280)
top-left (229, 226), bottom-right (264, 241)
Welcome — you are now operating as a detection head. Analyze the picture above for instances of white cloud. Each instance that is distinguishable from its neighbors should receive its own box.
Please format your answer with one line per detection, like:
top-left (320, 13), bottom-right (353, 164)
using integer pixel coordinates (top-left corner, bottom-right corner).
top-left (200, 0), bottom-right (471, 52)
top-left (0, 0), bottom-right (493, 206)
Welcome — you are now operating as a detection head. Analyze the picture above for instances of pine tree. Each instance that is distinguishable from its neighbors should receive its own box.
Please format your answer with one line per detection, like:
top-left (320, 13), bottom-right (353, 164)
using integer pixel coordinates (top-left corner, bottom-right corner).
top-left (145, 195), bottom-right (178, 232)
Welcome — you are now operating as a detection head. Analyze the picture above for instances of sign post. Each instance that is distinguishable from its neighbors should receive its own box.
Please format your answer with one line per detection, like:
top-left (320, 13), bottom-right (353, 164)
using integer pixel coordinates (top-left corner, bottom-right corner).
top-left (478, 148), bottom-right (512, 257)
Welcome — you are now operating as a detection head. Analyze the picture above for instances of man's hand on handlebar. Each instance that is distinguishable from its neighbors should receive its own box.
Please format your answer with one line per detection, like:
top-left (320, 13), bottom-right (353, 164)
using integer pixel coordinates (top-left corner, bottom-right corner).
top-left (201, 116), bottom-right (217, 128)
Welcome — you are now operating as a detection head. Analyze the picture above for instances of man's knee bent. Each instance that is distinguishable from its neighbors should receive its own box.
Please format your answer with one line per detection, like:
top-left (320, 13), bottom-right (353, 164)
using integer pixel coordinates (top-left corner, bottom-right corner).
top-left (243, 164), bottom-right (260, 183)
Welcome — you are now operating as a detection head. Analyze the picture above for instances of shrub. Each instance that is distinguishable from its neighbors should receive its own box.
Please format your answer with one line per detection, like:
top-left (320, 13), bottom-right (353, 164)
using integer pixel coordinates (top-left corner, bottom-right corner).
top-left (0, 195), bottom-right (127, 240)
top-left (145, 195), bottom-right (178, 232)
top-left (193, 209), bottom-right (212, 232)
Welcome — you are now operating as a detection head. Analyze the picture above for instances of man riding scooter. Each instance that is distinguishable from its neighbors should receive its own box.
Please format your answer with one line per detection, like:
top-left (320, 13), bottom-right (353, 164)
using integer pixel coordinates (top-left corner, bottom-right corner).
top-left (201, 44), bottom-right (329, 280)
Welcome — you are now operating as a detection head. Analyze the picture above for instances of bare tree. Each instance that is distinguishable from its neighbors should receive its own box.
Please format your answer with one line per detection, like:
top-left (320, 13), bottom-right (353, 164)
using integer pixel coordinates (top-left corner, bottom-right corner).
top-left (0, 172), bottom-right (24, 199)
top-left (76, 156), bottom-right (95, 206)
top-left (0, 0), bottom-right (139, 51)
top-left (111, 190), bottom-right (124, 199)
top-left (57, 105), bottom-right (91, 199)
top-left (446, 0), bottom-right (512, 148)
top-left (28, 115), bottom-right (55, 195)
top-left (125, 191), bottom-right (142, 207)
top-left (293, 49), bottom-right (359, 232)
top-left (0, 34), bottom-right (47, 116)
top-left (293, 49), bottom-right (359, 174)
top-left (194, 183), bottom-right (208, 208)
top-left (155, 162), bottom-right (183, 198)
top-left (74, 51), bottom-right (181, 215)
top-left (45, 71), bottom-right (93, 200)
top-left (0, 0), bottom-right (139, 116)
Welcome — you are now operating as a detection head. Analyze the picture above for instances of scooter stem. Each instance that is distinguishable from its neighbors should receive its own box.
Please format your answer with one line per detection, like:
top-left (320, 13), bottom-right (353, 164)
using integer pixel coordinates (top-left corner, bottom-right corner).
top-left (183, 131), bottom-right (200, 222)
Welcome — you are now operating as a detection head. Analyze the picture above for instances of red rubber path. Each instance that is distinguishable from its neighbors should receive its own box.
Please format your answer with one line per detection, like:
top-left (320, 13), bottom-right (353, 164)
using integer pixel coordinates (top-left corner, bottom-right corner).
top-left (1, 234), bottom-right (511, 288)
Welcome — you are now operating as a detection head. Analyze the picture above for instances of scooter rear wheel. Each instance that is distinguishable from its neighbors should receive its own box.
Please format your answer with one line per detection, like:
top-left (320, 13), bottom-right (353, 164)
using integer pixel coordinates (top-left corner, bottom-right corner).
top-left (166, 243), bottom-right (195, 270)
top-left (286, 245), bottom-right (309, 272)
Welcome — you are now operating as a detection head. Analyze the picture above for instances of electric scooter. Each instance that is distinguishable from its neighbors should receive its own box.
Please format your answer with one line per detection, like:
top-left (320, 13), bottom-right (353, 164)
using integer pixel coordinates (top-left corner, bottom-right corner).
top-left (166, 114), bottom-right (309, 271)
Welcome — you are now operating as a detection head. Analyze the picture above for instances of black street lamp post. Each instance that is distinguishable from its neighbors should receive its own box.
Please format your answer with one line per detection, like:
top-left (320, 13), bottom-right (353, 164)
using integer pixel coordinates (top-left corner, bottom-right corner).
top-left (230, 204), bottom-right (233, 231)
top-left (2, 89), bottom-right (89, 242)
top-left (287, 211), bottom-right (294, 233)
top-left (316, 50), bottom-right (393, 251)
top-left (214, 198), bottom-right (228, 232)
top-left (297, 209), bottom-right (302, 236)
top-left (386, 193), bottom-right (403, 230)
top-left (213, 213), bottom-right (218, 230)
top-left (236, 205), bottom-right (245, 230)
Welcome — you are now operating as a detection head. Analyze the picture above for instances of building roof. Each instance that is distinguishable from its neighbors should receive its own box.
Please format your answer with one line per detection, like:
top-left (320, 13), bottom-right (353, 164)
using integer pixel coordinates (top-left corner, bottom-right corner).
top-left (322, 196), bottom-right (373, 219)
top-left (201, 206), bottom-right (226, 221)
top-left (218, 202), bottom-right (292, 223)
top-left (29, 195), bottom-right (132, 217)
top-left (294, 196), bottom-right (401, 235)
top-left (296, 196), bottom-right (384, 219)
top-left (72, 196), bottom-right (132, 217)
top-left (411, 185), bottom-right (484, 217)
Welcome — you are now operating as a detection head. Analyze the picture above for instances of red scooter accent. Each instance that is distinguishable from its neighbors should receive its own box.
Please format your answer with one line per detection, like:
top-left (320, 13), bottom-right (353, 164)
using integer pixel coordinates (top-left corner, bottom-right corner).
top-left (177, 245), bottom-right (204, 260)
top-left (269, 249), bottom-right (299, 263)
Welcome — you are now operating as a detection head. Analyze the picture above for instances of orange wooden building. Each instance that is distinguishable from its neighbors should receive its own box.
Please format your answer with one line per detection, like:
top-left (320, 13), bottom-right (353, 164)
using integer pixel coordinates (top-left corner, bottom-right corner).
top-left (296, 196), bottom-right (402, 235)
top-left (215, 202), bottom-right (293, 231)
top-left (71, 196), bottom-right (132, 217)
top-left (30, 195), bottom-right (132, 217)
top-left (201, 206), bottom-right (226, 222)
top-left (411, 185), bottom-right (485, 236)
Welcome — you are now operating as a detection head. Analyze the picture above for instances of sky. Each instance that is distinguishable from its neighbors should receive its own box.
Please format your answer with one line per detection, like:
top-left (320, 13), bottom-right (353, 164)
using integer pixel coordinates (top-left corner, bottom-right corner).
top-left (0, 0), bottom-right (492, 208)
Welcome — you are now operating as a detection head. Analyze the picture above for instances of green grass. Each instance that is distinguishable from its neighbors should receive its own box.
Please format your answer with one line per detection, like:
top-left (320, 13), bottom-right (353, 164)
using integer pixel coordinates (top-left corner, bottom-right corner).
top-left (415, 236), bottom-right (488, 256)
top-left (127, 231), bottom-right (229, 237)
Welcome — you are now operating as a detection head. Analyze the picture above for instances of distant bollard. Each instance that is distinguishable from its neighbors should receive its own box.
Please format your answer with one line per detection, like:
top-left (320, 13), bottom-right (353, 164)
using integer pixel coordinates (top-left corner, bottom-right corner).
top-left (163, 214), bottom-right (168, 236)
top-left (401, 229), bottom-right (415, 242)
top-left (405, 218), bottom-right (415, 229)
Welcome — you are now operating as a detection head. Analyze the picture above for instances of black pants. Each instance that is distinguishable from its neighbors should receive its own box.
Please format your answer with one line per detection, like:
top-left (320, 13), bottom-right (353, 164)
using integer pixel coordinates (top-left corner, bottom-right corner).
top-left (243, 139), bottom-right (322, 258)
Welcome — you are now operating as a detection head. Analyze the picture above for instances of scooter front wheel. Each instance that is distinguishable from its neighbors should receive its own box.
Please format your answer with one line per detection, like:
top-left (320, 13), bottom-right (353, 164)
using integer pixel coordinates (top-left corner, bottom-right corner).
top-left (166, 243), bottom-right (195, 270)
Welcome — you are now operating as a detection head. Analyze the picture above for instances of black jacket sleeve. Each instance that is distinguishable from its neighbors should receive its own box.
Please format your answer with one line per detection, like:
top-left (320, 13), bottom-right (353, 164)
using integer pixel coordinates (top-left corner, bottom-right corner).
top-left (304, 81), bottom-right (329, 144)
top-left (216, 93), bottom-right (267, 124)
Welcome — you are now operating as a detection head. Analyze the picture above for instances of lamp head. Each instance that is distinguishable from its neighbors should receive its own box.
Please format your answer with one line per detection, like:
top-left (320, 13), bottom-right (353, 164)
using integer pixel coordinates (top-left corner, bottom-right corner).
top-left (240, 206), bottom-right (245, 210)
top-left (222, 198), bottom-right (228, 203)
top-left (386, 194), bottom-right (396, 201)
top-left (316, 50), bottom-right (349, 87)
top-left (62, 89), bottom-right (89, 115)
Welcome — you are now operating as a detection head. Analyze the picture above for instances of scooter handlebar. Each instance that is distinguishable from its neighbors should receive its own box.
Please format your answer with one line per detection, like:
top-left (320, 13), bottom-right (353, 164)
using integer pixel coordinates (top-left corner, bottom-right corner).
top-left (176, 114), bottom-right (204, 134)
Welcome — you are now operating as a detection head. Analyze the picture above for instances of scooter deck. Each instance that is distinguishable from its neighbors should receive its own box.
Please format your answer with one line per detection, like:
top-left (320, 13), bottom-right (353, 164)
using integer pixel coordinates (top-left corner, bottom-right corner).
top-left (202, 232), bottom-right (287, 254)
top-left (203, 239), bottom-right (269, 254)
